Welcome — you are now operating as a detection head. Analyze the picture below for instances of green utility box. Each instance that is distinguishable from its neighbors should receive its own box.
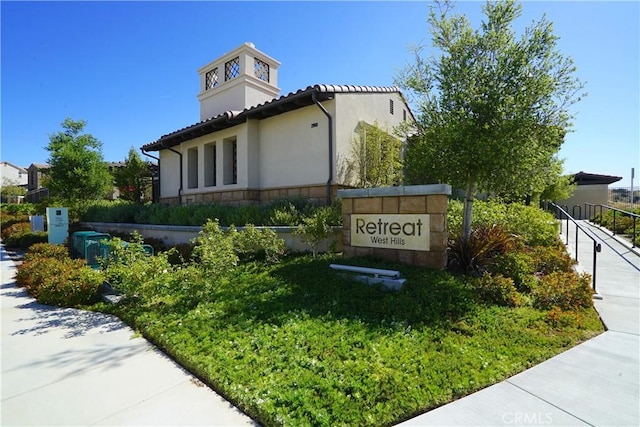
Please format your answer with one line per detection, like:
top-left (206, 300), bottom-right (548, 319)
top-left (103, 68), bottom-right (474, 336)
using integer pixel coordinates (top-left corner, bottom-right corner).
top-left (97, 240), bottom-right (155, 263)
top-left (71, 231), bottom-right (154, 269)
top-left (71, 231), bottom-right (112, 268)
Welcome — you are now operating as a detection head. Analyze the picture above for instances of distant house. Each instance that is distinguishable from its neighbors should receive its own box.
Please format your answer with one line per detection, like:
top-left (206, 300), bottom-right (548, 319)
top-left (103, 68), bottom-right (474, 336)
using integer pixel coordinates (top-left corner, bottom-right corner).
top-left (1, 161), bottom-right (28, 187)
top-left (0, 161), bottom-right (28, 203)
top-left (140, 42), bottom-right (414, 205)
top-left (25, 163), bottom-right (50, 203)
top-left (557, 171), bottom-right (623, 218)
top-left (27, 163), bottom-right (49, 191)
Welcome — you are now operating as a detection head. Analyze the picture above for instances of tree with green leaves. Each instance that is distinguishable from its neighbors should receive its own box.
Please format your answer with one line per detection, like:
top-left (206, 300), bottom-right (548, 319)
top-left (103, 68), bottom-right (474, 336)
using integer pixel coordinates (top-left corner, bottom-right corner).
top-left (397, 0), bottom-right (585, 240)
top-left (537, 158), bottom-right (576, 204)
top-left (345, 121), bottom-right (404, 188)
top-left (113, 147), bottom-right (153, 203)
top-left (45, 118), bottom-right (113, 204)
top-left (0, 178), bottom-right (27, 203)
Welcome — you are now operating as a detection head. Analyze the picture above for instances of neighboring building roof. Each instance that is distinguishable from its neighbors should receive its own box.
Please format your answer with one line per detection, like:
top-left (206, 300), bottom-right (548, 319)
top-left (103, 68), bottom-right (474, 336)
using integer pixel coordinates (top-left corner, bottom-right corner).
top-left (1, 161), bottom-right (27, 173)
top-left (142, 84), bottom-right (412, 152)
top-left (573, 171), bottom-right (623, 186)
top-left (28, 163), bottom-right (50, 170)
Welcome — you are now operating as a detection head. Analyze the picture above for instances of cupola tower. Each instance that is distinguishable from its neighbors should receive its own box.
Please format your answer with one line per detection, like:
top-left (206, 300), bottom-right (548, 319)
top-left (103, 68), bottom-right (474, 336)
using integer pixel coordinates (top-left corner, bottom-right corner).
top-left (197, 42), bottom-right (281, 121)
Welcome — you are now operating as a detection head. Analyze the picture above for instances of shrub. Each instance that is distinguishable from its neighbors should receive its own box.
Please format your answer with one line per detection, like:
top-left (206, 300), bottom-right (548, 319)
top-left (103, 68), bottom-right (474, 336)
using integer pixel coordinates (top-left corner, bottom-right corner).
top-left (488, 250), bottom-right (536, 292)
top-left (531, 244), bottom-right (576, 275)
top-left (447, 224), bottom-right (515, 274)
top-left (1, 221), bottom-right (46, 248)
top-left (269, 203), bottom-right (303, 226)
top-left (24, 242), bottom-right (70, 260)
top-left (267, 197), bottom-right (317, 224)
top-left (230, 224), bottom-right (286, 263)
top-left (504, 204), bottom-right (558, 247)
top-left (191, 219), bottom-right (239, 277)
top-left (17, 232), bottom-right (49, 248)
top-left (1, 215), bottom-right (29, 231)
top-left (99, 236), bottom-right (181, 305)
top-left (294, 207), bottom-right (340, 257)
top-left (1, 203), bottom-right (36, 216)
top-left (531, 271), bottom-right (593, 311)
top-left (544, 306), bottom-right (585, 328)
top-left (82, 200), bottom-right (140, 223)
top-left (448, 200), bottom-right (558, 247)
top-left (97, 233), bottom-right (212, 310)
top-left (470, 273), bottom-right (523, 307)
top-left (16, 251), bottom-right (101, 307)
top-left (1, 221), bottom-right (30, 241)
top-left (228, 204), bottom-right (264, 227)
top-left (78, 197), bottom-right (341, 227)
top-left (16, 258), bottom-right (49, 293)
top-left (166, 243), bottom-right (195, 265)
top-left (36, 261), bottom-right (103, 307)
top-left (159, 264), bottom-right (209, 309)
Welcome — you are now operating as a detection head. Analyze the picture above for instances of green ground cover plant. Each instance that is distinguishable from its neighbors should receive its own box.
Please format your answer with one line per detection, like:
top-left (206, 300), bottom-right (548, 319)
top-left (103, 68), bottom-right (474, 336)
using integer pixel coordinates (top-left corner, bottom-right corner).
top-left (590, 207), bottom-right (639, 246)
top-left (14, 200), bottom-right (604, 426)
top-left (95, 254), bottom-right (601, 427)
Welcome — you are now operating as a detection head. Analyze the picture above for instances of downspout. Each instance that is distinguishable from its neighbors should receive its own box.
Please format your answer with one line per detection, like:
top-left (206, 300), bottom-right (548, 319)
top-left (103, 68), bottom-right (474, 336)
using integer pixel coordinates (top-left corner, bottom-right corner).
top-left (161, 142), bottom-right (183, 204)
top-left (312, 90), bottom-right (333, 204)
top-left (140, 148), bottom-right (160, 203)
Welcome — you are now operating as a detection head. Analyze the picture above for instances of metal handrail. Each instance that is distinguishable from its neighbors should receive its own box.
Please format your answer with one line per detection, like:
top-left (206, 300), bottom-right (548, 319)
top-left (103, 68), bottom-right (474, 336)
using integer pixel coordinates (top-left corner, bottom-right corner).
top-left (585, 203), bottom-right (638, 248)
top-left (551, 203), bottom-right (601, 293)
top-left (572, 204), bottom-right (582, 220)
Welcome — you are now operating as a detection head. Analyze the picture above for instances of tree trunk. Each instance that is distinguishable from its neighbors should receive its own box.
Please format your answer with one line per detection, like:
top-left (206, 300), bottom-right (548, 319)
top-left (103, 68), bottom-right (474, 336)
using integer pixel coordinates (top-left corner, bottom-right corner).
top-left (462, 183), bottom-right (475, 242)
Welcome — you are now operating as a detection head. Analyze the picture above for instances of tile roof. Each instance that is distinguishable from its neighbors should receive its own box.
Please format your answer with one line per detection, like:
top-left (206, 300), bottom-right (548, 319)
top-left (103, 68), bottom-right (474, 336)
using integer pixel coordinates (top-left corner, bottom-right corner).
top-left (141, 84), bottom-right (410, 151)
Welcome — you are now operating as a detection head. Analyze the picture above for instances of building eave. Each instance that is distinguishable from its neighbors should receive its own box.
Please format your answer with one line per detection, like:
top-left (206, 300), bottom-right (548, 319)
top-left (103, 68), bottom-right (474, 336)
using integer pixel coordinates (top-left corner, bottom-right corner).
top-left (141, 84), bottom-right (407, 152)
top-left (573, 171), bottom-right (623, 186)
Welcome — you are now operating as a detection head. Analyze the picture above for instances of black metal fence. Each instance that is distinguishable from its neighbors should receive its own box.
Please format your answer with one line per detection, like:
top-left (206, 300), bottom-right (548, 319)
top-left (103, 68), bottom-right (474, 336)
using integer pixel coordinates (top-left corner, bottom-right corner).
top-left (585, 203), bottom-right (639, 248)
top-left (551, 203), bottom-right (601, 293)
top-left (24, 188), bottom-right (49, 204)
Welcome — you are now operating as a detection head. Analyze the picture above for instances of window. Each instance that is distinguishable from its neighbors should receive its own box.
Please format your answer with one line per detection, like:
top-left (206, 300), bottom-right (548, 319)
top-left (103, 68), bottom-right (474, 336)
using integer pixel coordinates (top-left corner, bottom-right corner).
top-left (403, 109), bottom-right (407, 121)
top-left (205, 68), bottom-right (218, 90)
top-left (389, 99), bottom-right (394, 115)
top-left (225, 57), bottom-right (240, 81)
top-left (187, 147), bottom-right (198, 189)
top-left (223, 137), bottom-right (237, 185)
top-left (204, 143), bottom-right (216, 187)
top-left (254, 57), bottom-right (269, 82)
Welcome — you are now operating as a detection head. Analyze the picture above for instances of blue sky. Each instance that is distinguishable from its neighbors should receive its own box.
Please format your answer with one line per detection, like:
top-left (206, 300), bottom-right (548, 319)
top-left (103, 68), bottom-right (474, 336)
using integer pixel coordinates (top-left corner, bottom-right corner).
top-left (2, 1), bottom-right (639, 186)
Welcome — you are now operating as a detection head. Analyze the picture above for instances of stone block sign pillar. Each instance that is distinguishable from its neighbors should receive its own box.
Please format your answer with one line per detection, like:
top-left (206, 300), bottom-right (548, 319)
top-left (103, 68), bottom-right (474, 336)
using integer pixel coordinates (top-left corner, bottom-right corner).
top-left (337, 184), bottom-right (451, 269)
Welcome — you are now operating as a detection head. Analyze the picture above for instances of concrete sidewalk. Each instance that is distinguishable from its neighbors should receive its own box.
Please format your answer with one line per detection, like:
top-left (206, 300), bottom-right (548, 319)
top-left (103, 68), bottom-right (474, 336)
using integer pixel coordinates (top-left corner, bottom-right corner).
top-left (399, 221), bottom-right (640, 426)
top-left (0, 246), bottom-right (258, 426)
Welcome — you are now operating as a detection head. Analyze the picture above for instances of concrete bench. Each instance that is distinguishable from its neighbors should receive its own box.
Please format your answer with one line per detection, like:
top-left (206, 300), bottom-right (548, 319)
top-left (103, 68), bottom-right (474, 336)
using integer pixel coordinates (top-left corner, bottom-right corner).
top-left (329, 264), bottom-right (406, 291)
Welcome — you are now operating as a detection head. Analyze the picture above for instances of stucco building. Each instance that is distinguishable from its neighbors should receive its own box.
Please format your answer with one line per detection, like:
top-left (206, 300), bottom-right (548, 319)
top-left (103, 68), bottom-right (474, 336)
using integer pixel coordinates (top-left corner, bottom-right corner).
top-left (557, 171), bottom-right (622, 218)
top-left (141, 43), bottom-right (413, 205)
